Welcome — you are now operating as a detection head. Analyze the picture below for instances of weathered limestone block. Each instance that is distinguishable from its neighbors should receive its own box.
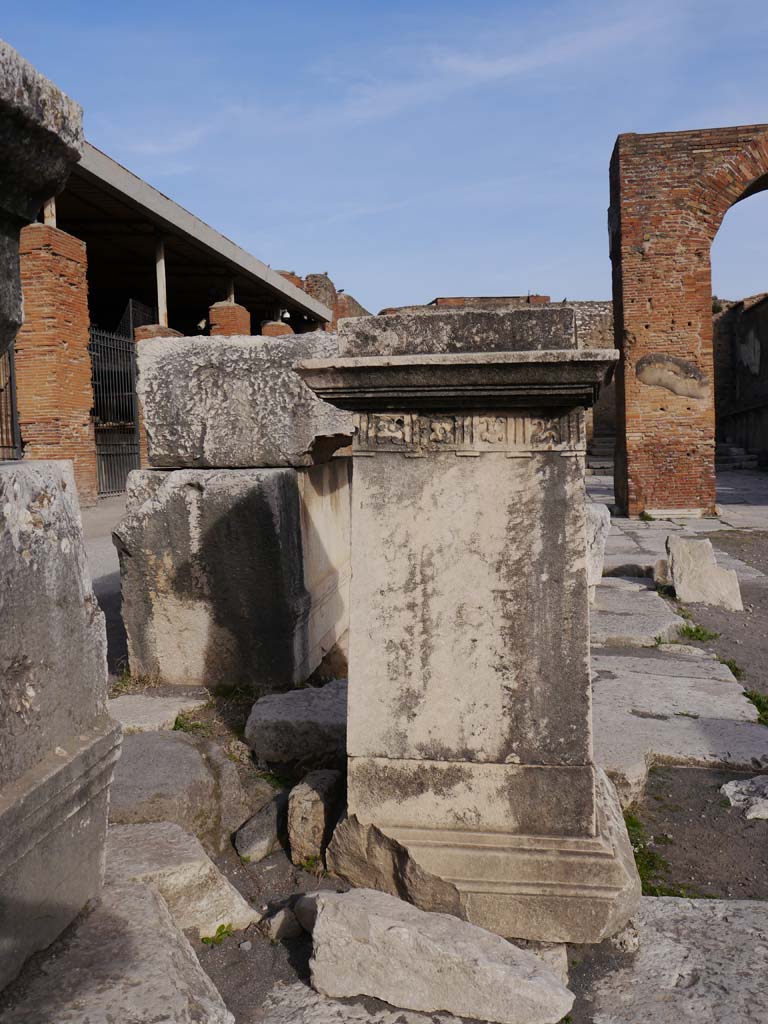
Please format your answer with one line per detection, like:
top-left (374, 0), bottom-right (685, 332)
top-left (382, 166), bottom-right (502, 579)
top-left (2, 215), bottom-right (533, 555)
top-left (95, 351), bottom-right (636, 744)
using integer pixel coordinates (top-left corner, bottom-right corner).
top-left (234, 791), bottom-right (288, 863)
top-left (108, 693), bottom-right (208, 733)
top-left (136, 332), bottom-right (351, 468)
top-left (299, 312), bottom-right (640, 943)
top-left (115, 460), bottom-right (351, 691)
top-left (0, 40), bottom-right (82, 354)
top-left (259, 982), bottom-right (463, 1024)
top-left (297, 889), bottom-right (574, 1024)
top-left (337, 307), bottom-right (576, 357)
top-left (586, 501), bottom-right (611, 601)
top-left (0, 882), bottom-right (234, 1023)
top-left (667, 535), bottom-right (743, 611)
top-left (245, 679), bottom-right (348, 764)
top-left (720, 775), bottom-right (768, 819)
top-left (106, 823), bottom-right (260, 935)
top-left (109, 731), bottom-right (259, 854)
top-left (288, 769), bottom-right (343, 865)
top-left (590, 897), bottom-right (768, 1024)
top-left (0, 461), bottom-right (121, 989)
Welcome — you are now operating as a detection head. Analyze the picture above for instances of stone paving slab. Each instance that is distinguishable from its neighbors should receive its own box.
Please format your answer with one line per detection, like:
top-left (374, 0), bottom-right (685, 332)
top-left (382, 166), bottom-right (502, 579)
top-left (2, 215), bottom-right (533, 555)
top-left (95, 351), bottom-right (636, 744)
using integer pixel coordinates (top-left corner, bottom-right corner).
top-left (109, 693), bottom-right (209, 733)
top-left (593, 646), bottom-right (768, 805)
top-left (590, 897), bottom-right (768, 1024)
top-left (0, 882), bottom-right (234, 1023)
top-left (590, 578), bottom-right (683, 647)
top-left (259, 983), bottom-right (462, 1024)
top-left (106, 822), bottom-right (260, 936)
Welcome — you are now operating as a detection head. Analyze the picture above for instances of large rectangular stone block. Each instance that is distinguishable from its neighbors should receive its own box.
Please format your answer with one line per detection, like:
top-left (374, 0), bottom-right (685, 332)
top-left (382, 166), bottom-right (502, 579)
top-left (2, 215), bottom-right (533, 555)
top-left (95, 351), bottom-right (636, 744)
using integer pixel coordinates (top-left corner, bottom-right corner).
top-left (114, 460), bottom-right (351, 691)
top-left (0, 461), bottom-right (121, 989)
top-left (136, 332), bottom-right (352, 468)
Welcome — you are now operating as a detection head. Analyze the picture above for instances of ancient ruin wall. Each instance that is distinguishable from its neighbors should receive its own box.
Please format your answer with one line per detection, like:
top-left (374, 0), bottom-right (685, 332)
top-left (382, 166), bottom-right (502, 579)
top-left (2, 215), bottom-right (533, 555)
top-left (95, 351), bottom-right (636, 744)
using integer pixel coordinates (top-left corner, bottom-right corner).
top-left (609, 124), bottom-right (768, 515)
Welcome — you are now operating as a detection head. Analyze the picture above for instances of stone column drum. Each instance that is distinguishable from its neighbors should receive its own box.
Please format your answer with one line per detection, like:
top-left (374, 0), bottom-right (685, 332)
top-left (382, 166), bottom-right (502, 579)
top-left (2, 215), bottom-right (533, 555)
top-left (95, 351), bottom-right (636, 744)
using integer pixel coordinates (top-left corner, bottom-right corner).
top-left (299, 310), bottom-right (640, 944)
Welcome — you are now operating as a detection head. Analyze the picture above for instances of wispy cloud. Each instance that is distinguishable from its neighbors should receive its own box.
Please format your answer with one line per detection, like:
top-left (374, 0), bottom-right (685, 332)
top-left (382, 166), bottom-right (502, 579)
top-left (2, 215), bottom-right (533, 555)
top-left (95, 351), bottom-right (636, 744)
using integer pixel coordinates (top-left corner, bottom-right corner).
top-left (123, 123), bottom-right (211, 156)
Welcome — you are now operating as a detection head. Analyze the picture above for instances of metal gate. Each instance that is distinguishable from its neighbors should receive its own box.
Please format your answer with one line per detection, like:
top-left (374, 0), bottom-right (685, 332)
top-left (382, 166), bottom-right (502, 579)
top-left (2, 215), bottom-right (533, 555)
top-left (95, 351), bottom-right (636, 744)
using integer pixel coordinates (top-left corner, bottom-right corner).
top-left (0, 347), bottom-right (22, 460)
top-left (88, 327), bottom-right (140, 495)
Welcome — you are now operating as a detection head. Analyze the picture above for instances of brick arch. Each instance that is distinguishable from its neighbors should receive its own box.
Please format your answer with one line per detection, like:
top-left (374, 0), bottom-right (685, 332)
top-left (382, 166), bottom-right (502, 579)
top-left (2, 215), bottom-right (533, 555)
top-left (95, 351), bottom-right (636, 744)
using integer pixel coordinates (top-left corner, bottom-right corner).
top-left (609, 124), bottom-right (768, 516)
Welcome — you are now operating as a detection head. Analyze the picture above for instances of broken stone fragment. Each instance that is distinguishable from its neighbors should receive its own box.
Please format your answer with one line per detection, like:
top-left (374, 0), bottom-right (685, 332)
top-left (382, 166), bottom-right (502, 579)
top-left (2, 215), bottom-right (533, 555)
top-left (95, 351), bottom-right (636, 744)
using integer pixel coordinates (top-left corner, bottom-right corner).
top-left (108, 693), bottom-right (208, 733)
top-left (288, 769), bottom-right (343, 866)
top-left (259, 982), bottom-right (463, 1024)
top-left (720, 774), bottom-right (768, 819)
top-left (0, 882), bottom-right (234, 1024)
top-left (136, 332), bottom-right (352, 468)
top-left (297, 889), bottom-right (574, 1024)
top-left (245, 679), bottom-right (348, 765)
top-left (325, 815), bottom-right (464, 918)
top-left (234, 791), bottom-right (288, 863)
top-left (263, 907), bottom-right (304, 941)
top-left (105, 822), bottom-right (260, 936)
top-left (666, 535), bottom-right (743, 611)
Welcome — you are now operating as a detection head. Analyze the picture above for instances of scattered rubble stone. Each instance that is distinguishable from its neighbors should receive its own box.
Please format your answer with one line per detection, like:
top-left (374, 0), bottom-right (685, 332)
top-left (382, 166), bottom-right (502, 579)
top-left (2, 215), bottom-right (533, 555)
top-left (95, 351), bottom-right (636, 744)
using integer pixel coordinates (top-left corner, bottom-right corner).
top-left (288, 770), bottom-right (343, 866)
top-left (105, 822), bottom-right (260, 936)
top-left (136, 332), bottom-right (351, 468)
top-left (325, 815), bottom-right (464, 917)
top-left (263, 907), bottom-right (304, 941)
top-left (234, 791), bottom-right (288, 863)
top-left (108, 693), bottom-right (208, 733)
top-left (245, 680), bottom-right (347, 764)
top-left (590, 897), bottom-right (768, 1023)
top-left (720, 774), bottom-right (768, 819)
top-left (0, 882), bottom-right (234, 1024)
top-left (297, 889), bottom-right (573, 1024)
top-left (667, 535), bottom-right (743, 611)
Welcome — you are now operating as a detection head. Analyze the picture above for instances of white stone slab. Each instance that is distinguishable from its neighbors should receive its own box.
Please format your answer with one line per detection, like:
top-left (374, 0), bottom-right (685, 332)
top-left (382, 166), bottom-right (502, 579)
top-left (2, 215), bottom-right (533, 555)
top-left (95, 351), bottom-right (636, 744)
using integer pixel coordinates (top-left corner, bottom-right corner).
top-left (298, 889), bottom-right (573, 1024)
top-left (720, 774), bottom-right (768, 819)
top-left (108, 694), bottom-right (208, 733)
top-left (667, 536), bottom-right (743, 611)
top-left (593, 650), bottom-right (768, 805)
top-left (259, 982), bottom-right (462, 1024)
top-left (0, 882), bottom-right (234, 1023)
top-left (590, 579), bottom-right (683, 646)
top-left (590, 897), bottom-right (768, 1024)
top-left (105, 822), bottom-right (260, 936)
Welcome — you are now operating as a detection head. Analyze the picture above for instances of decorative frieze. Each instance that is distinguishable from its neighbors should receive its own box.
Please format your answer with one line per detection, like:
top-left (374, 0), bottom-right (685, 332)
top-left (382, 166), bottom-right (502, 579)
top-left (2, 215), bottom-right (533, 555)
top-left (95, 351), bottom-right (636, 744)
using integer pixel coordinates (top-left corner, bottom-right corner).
top-left (354, 409), bottom-right (585, 455)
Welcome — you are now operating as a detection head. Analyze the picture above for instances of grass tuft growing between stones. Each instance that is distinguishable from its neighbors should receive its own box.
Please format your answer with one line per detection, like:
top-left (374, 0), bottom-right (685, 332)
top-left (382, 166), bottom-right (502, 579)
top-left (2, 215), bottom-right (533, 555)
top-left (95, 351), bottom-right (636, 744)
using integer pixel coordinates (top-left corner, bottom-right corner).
top-left (745, 690), bottom-right (768, 726)
top-left (172, 711), bottom-right (211, 735)
top-left (639, 510), bottom-right (655, 522)
top-left (110, 665), bottom-right (162, 696)
top-left (678, 622), bottom-right (719, 643)
top-left (718, 655), bottom-right (745, 680)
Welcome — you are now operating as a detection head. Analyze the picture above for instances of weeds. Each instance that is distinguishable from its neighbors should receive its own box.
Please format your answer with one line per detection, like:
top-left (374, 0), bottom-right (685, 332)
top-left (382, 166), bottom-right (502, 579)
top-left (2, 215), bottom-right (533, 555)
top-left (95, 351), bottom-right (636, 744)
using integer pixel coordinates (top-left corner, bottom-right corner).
top-left (745, 690), bottom-right (768, 726)
top-left (624, 810), bottom-right (706, 898)
top-left (639, 510), bottom-right (655, 522)
top-left (678, 623), bottom-right (719, 643)
top-left (173, 711), bottom-right (210, 735)
top-left (110, 666), bottom-right (161, 697)
top-left (201, 923), bottom-right (233, 946)
top-left (718, 656), bottom-right (744, 680)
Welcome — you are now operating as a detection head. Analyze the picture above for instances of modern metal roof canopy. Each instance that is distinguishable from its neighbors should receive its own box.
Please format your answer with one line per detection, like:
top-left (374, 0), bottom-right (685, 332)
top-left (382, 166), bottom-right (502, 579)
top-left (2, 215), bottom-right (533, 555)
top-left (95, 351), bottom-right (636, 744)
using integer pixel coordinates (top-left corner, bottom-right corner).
top-left (57, 142), bottom-right (332, 331)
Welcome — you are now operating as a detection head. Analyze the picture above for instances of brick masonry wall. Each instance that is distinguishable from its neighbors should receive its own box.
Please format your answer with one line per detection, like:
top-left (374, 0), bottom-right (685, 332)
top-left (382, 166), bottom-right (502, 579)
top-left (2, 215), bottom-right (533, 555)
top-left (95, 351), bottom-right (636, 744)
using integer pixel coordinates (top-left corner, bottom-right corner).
top-left (209, 301), bottom-right (251, 335)
top-left (15, 224), bottom-right (98, 506)
top-left (261, 320), bottom-right (294, 336)
top-left (609, 123), bottom-right (768, 515)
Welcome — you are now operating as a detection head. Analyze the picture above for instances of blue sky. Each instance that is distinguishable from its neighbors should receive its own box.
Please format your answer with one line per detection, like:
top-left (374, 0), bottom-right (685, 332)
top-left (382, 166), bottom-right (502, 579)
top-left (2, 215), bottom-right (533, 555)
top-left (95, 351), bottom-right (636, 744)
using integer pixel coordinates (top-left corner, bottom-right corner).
top-left (4, 1), bottom-right (768, 313)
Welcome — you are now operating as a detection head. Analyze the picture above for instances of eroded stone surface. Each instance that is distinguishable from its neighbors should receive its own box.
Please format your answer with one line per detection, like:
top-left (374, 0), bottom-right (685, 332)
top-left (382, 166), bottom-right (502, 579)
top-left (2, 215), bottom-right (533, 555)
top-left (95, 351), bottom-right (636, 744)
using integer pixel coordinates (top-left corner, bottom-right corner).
top-left (667, 535), bottom-right (743, 611)
top-left (234, 792), bottom-right (288, 863)
top-left (288, 770), bottom-right (343, 866)
top-left (720, 774), bottom-right (768, 819)
top-left (0, 882), bottom-right (234, 1023)
top-left (259, 982), bottom-right (462, 1024)
top-left (593, 649), bottom-right (768, 805)
top-left (298, 889), bottom-right (573, 1024)
top-left (105, 822), bottom-right (260, 935)
top-left (245, 680), bottom-right (348, 764)
top-left (137, 333), bottom-right (351, 468)
top-left (587, 501), bottom-right (611, 599)
top-left (108, 693), bottom-right (208, 733)
top-left (590, 577), bottom-right (683, 646)
top-left (590, 897), bottom-right (768, 1023)
top-left (115, 462), bottom-right (351, 692)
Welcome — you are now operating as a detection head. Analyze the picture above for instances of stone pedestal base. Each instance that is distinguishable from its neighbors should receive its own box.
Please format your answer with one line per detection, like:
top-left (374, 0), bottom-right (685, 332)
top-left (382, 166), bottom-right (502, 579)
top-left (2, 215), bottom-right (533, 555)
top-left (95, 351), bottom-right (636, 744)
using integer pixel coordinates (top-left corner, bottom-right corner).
top-left (357, 769), bottom-right (639, 944)
top-left (0, 716), bottom-right (122, 989)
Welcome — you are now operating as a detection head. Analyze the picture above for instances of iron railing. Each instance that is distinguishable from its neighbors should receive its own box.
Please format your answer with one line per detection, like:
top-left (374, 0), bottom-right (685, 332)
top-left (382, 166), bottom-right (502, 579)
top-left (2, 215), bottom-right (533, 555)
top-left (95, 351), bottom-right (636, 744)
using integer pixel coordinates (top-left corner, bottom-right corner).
top-left (88, 327), bottom-right (140, 495)
top-left (0, 347), bottom-right (22, 460)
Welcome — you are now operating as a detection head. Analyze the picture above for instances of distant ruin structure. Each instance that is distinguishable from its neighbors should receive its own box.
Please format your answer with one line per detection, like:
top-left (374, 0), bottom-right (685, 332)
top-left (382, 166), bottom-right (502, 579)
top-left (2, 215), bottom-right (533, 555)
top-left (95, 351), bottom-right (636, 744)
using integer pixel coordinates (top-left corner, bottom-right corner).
top-left (609, 124), bottom-right (768, 516)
